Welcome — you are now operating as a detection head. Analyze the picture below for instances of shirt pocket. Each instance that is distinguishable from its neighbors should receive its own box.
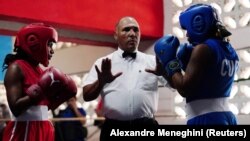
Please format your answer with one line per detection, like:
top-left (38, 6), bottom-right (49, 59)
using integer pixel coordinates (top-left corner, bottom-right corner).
top-left (137, 71), bottom-right (158, 91)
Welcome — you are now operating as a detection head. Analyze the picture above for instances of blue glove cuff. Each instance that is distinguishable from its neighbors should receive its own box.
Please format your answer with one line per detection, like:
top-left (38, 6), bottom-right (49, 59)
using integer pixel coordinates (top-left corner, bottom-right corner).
top-left (165, 59), bottom-right (181, 77)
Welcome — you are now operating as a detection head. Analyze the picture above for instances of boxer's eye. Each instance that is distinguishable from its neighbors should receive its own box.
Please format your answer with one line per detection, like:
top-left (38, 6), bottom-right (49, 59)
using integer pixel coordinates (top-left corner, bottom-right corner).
top-left (48, 41), bottom-right (56, 50)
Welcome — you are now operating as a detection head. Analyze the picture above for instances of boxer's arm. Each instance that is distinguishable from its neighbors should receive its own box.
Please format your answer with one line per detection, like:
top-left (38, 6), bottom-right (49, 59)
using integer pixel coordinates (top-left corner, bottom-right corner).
top-left (4, 64), bottom-right (34, 117)
top-left (170, 44), bottom-right (213, 97)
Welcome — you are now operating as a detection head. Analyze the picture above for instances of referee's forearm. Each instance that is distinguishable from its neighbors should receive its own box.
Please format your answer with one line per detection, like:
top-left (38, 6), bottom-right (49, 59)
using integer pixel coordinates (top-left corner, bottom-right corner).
top-left (82, 80), bottom-right (103, 101)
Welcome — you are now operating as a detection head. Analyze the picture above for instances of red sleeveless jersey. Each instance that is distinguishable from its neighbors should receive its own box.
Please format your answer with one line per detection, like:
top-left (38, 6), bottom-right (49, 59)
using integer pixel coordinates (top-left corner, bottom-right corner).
top-left (3, 60), bottom-right (54, 141)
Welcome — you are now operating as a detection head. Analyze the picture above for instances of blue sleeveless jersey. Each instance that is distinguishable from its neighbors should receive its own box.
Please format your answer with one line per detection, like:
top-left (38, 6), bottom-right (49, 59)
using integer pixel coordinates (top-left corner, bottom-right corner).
top-left (186, 39), bottom-right (239, 103)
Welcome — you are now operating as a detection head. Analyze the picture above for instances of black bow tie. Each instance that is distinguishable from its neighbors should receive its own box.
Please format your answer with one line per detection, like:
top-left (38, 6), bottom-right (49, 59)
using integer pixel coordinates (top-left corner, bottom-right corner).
top-left (122, 51), bottom-right (136, 59)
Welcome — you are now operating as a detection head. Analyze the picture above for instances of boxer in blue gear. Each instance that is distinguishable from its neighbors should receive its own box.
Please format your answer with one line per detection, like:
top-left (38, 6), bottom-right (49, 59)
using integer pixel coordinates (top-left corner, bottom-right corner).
top-left (155, 3), bottom-right (239, 125)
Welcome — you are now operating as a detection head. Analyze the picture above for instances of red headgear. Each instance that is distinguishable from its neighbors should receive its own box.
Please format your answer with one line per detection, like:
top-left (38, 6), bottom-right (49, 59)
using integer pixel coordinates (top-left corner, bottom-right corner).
top-left (15, 23), bottom-right (58, 67)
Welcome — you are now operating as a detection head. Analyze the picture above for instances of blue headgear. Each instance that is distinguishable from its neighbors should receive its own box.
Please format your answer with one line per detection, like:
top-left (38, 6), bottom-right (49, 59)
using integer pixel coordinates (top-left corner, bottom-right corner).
top-left (179, 4), bottom-right (220, 45)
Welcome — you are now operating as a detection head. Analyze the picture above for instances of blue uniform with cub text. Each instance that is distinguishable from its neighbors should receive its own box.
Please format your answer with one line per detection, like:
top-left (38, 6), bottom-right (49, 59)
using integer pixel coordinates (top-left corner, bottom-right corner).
top-left (186, 38), bottom-right (239, 125)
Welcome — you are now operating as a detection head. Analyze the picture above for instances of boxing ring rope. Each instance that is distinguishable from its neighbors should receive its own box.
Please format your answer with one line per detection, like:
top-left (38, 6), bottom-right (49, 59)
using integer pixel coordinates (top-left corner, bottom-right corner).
top-left (1, 113), bottom-right (249, 122)
top-left (0, 107), bottom-right (244, 122)
top-left (0, 114), bottom-right (183, 122)
top-left (1, 114), bottom-right (249, 139)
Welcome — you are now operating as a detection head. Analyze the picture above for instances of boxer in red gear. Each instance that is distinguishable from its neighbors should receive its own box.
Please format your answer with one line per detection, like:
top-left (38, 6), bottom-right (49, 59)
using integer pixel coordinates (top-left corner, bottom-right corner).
top-left (2, 23), bottom-right (76, 141)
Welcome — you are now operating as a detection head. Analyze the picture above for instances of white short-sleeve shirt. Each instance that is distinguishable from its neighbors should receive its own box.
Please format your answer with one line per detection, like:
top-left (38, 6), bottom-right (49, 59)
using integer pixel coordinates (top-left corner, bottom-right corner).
top-left (82, 48), bottom-right (168, 120)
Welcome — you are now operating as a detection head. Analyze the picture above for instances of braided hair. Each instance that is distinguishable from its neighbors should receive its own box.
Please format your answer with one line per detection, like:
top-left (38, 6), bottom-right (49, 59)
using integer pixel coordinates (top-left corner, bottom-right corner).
top-left (2, 47), bottom-right (27, 71)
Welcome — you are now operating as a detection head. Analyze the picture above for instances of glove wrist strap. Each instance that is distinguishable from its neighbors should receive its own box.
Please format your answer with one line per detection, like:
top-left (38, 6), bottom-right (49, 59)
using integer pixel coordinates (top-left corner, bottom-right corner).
top-left (165, 59), bottom-right (181, 77)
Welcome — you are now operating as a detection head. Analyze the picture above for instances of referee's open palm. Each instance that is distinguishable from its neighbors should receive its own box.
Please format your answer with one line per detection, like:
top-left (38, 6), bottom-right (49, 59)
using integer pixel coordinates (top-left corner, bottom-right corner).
top-left (95, 58), bottom-right (122, 85)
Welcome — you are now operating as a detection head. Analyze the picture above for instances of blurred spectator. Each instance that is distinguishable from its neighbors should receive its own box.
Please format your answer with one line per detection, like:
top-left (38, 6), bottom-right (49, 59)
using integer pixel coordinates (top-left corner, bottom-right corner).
top-left (94, 98), bottom-right (104, 128)
top-left (0, 103), bottom-right (10, 141)
top-left (55, 96), bottom-right (87, 141)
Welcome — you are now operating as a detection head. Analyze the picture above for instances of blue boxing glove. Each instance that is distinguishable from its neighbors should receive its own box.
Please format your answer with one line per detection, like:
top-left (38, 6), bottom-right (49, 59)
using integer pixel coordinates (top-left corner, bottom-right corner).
top-left (154, 35), bottom-right (181, 77)
top-left (176, 43), bottom-right (193, 71)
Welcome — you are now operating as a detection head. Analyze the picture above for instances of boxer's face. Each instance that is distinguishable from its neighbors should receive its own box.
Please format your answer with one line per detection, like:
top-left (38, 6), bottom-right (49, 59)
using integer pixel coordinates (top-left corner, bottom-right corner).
top-left (47, 41), bottom-right (55, 60)
top-left (114, 17), bottom-right (141, 53)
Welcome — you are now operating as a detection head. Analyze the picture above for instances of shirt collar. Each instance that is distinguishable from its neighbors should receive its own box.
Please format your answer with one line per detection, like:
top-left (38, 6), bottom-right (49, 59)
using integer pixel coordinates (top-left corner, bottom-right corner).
top-left (117, 47), bottom-right (138, 58)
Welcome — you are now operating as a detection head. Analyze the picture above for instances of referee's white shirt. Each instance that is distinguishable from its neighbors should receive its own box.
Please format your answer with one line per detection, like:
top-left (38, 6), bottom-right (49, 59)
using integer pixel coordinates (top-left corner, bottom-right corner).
top-left (83, 48), bottom-right (168, 120)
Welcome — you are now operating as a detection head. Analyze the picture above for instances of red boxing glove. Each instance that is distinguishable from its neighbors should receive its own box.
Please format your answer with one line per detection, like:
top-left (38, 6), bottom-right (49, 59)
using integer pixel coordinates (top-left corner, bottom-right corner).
top-left (47, 75), bottom-right (77, 110)
top-left (26, 67), bottom-right (68, 102)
